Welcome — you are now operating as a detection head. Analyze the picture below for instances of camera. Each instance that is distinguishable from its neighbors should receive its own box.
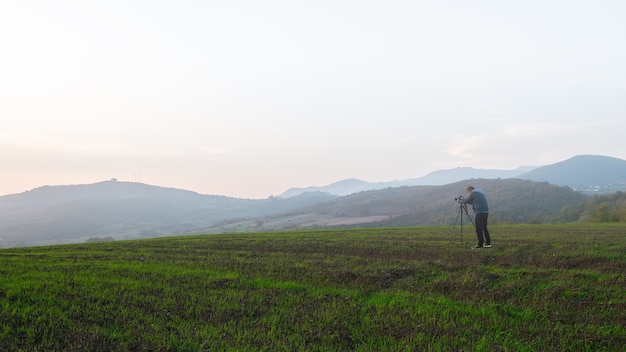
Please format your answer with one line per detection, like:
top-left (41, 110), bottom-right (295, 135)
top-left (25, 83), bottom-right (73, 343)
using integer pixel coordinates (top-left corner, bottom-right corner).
top-left (454, 195), bottom-right (464, 203)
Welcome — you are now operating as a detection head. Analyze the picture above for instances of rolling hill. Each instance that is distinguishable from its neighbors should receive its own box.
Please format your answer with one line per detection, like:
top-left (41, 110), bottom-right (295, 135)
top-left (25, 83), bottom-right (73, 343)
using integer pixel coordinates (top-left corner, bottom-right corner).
top-left (280, 155), bottom-right (626, 197)
top-left (0, 180), bottom-right (334, 248)
top-left (279, 166), bottom-right (535, 197)
top-left (518, 155), bottom-right (626, 192)
top-left (1, 154), bottom-right (625, 247)
top-left (211, 178), bottom-right (588, 232)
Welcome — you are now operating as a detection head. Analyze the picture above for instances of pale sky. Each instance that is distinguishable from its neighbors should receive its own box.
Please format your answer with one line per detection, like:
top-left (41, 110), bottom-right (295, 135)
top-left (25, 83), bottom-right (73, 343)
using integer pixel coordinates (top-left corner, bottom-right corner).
top-left (1, 0), bottom-right (625, 198)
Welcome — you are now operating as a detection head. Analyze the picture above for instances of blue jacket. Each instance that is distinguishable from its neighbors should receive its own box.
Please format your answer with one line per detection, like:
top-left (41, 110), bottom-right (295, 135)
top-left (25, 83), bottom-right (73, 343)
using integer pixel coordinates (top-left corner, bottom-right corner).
top-left (464, 188), bottom-right (489, 214)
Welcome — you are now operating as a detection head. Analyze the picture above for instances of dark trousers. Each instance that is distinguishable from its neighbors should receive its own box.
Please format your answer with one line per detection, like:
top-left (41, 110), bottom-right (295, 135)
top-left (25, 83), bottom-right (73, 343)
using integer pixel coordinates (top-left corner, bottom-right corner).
top-left (475, 212), bottom-right (491, 246)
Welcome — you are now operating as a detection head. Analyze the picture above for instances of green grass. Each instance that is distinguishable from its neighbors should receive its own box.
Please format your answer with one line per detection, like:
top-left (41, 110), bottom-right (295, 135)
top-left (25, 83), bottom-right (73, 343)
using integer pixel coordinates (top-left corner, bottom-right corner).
top-left (1, 224), bottom-right (625, 351)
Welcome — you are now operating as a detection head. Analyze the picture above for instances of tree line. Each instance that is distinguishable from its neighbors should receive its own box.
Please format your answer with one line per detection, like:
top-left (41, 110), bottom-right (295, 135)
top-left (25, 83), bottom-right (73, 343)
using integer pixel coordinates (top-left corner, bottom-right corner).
top-left (578, 191), bottom-right (626, 222)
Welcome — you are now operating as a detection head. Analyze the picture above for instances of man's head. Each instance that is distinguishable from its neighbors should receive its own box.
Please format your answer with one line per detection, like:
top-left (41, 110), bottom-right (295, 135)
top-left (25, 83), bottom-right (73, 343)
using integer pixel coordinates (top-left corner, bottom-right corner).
top-left (466, 186), bottom-right (475, 194)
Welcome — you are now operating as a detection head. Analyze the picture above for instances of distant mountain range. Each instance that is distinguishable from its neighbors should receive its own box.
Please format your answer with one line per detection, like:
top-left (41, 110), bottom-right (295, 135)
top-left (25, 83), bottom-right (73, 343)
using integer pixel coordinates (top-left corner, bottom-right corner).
top-left (280, 155), bottom-right (626, 197)
top-left (278, 166), bottom-right (536, 197)
top-left (517, 155), bottom-right (626, 191)
top-left (1, 154), bottom-right (624, 248)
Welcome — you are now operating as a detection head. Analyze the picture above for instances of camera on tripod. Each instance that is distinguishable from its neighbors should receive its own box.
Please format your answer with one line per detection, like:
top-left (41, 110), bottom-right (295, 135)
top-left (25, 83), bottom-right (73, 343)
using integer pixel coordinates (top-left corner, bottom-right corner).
top-left (454, 195), bottom-right (464, 203)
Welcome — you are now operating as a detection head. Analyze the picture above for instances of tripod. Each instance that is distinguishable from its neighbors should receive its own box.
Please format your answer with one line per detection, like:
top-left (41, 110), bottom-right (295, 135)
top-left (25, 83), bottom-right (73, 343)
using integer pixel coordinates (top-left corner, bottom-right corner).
top-left (451, 202), bottom-right (475, 244)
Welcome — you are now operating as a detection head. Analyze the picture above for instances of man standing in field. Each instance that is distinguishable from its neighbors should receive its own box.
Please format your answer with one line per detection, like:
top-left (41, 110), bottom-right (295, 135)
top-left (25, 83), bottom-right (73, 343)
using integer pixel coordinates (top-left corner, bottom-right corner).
top-left (462, 186), bottom-right (491, 249)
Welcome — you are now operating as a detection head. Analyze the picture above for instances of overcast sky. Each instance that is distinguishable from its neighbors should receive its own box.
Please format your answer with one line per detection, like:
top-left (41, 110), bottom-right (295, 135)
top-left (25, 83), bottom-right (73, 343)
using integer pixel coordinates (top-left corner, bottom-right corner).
top-left (1, 1), bottom-right (625, 198)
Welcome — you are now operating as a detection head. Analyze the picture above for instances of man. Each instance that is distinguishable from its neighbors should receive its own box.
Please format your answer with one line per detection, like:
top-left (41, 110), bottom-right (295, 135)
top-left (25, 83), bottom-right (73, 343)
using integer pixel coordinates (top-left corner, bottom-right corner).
top-left (462, 186), bottom-right (491, 249)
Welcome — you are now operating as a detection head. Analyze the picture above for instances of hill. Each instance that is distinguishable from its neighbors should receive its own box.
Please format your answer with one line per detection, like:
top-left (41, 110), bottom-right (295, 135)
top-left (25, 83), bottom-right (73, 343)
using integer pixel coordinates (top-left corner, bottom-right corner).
top-left (518, 155), bottom-right (626, 193)
top-left (2, 154), bottom-right (625, 247)
top-left (0, 180), bottom-right (334, 248)
top-left (200, 179), bottom-right (589, 232)
top-left (0, 178), bottom-right (588, 248)
top-left (281, 155), bottom-right (626, 197)
top-left (279, 166), bottom-right (534, 197)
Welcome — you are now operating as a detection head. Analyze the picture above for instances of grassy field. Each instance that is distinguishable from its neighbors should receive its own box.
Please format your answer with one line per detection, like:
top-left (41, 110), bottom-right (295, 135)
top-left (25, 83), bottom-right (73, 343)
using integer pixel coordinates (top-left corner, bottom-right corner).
top-left (1, 224), bottom-right (625, 351)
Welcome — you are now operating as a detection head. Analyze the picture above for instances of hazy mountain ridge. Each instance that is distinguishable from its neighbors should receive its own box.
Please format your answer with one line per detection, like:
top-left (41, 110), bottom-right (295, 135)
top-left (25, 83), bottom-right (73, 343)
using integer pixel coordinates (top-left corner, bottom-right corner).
top-left (280, 155), bottom-right (626, 197)
top-left (1, 154), bottom-right (625, 247)
top-left (227, 178), bottom-right (588, 232)
top-left (0, 180), bottom-right (334, 247)
top-left (518, 155), bottom-right (626, 192)
top-left (280, 166), bottom-right (537, 197)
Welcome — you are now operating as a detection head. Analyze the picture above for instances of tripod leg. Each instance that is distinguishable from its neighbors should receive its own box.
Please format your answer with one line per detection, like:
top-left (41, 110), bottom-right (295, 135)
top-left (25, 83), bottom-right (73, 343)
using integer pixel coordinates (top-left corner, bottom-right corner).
top-left (450, 207), bottom-right (461, 242)
top-left (463, 204), bottom-right (476, 227)
top-left (450, 205), bottom-right (465, 244)
top-left (459, 206), bottom-right (463, 244)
